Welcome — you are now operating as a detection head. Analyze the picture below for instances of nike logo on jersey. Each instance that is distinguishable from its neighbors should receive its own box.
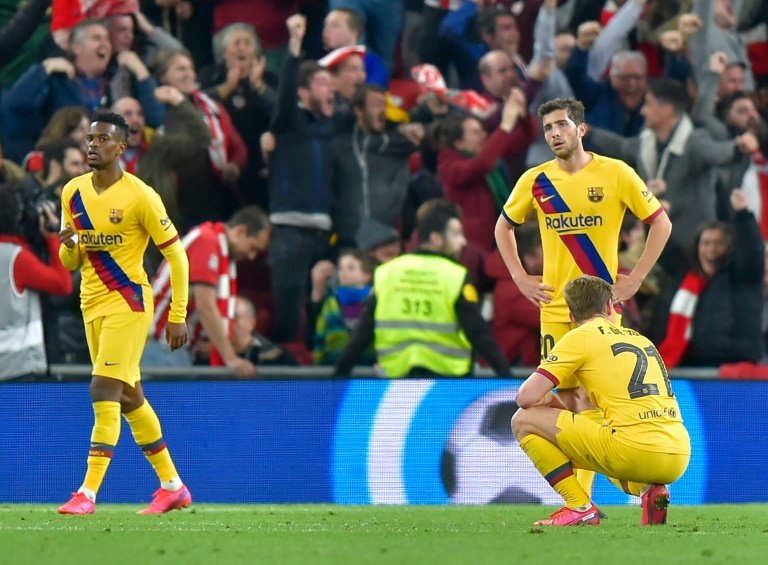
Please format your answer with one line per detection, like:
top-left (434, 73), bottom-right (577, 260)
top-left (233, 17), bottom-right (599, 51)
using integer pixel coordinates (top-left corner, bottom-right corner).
top-left (539, 194), bottom-right (556, 203)
top-left (104, 361), bottom-right (120, 366)
top-left (72, 212), bottom-right (84, 218)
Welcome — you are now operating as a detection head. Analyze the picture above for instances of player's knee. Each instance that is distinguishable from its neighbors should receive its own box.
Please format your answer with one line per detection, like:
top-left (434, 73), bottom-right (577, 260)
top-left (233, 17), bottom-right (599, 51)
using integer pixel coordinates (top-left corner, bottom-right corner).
top-left (89, 376), bottom-right (123, 402)
top-left (511, 408), bottom-right (530, 440)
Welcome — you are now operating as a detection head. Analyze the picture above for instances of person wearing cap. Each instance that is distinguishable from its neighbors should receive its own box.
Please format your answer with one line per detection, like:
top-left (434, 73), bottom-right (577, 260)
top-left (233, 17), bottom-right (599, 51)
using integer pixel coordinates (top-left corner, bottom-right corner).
top-left (355, 216), bottom-right (402, 266)
top-left (333, 199), bottom-right (509, 378)
top-left (322, 7), bottom-right (388, 87)
top-left (319, 44), bottom-right (368, 130)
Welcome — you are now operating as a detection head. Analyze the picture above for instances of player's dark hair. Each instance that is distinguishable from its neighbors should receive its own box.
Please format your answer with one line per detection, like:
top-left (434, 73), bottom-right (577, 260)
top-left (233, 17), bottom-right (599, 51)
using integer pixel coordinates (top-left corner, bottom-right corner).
top-left (417, 198), bottom-right (462, 244)
top-left (91, 111), bottom-right (130, 141)
top-left (538, 97), bottom-right (586, 125)
top-left (226, 205), bottom-right (270, 236)
top-left (0, 184), bottom-right (22, 236)
top-left (647, 78), bottom-right (688, 115)
top-left (351, 83), bottom-right (386, 111)
top-left (333, 7), bottom-right (365, 35)
top-left (298, 60), bottom-right (327, 89)
top-left (564, 275), bottom-right (614, 323)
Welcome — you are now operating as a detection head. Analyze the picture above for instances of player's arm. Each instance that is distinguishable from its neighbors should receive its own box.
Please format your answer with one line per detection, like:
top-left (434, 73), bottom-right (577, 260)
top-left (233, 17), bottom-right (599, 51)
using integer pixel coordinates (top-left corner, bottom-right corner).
top-left (158, 237), bottom-right (189, 351)
top-left (614, 208), bottom-right (672, 303)
top-left (516, 371), bottom-right (565, 409)
top-left (57, 197), bottom-right (83, 270)
top-left (494, 214), bottom-right (553, 307)
top-left (193, 283), bottom-right (256, 378)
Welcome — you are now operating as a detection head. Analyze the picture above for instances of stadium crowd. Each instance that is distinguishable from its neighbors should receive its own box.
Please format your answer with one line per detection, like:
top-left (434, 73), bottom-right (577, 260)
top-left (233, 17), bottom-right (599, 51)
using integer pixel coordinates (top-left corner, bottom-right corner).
top-left (2, 0), bottom-right (768, 379)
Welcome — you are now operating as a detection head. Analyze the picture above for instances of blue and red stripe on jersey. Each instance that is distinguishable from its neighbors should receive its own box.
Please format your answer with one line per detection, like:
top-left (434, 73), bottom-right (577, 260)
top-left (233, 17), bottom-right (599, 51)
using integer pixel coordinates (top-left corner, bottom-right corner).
top-left (532, 172), bottom-right (613, 283)
top-left (69, 190), bottom-right (95, 230)
top-left (87, 250), bottom-right (145, 312)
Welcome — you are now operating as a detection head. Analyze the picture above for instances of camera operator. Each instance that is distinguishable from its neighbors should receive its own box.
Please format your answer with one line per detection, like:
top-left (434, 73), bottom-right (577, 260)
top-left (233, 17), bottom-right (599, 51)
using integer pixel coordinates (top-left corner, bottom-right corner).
top-left (0, 184), bottom-right (72, 380)
top-left (19, 138), bottom-right (88, 253)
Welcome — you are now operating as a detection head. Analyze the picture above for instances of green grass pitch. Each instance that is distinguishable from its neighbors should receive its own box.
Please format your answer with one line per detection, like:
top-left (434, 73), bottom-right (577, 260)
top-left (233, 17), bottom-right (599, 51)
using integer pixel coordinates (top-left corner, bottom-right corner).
top-left (2, 504), bottom-right (767, 564)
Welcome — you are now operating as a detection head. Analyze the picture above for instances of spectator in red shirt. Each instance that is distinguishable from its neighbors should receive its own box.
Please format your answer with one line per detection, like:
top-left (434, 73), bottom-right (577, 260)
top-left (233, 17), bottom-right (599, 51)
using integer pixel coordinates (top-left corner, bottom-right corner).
top-left (146, 206), bottom-right (271, 378)
top-left (436, 88), bottom-right (537, 251)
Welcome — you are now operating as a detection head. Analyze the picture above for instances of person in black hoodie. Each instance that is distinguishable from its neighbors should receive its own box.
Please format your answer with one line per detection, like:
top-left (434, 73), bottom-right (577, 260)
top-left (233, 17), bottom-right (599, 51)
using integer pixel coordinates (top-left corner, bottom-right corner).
top-left (267, 14), bottom-right (340, 343)
top-left (653, 189), bottom-right (765, 368)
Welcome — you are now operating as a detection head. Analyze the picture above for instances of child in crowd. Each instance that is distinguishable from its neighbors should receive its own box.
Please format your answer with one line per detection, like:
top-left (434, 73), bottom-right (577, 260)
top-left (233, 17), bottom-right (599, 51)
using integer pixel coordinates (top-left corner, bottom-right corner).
top-left (312, 249), bottom-right (376, 366)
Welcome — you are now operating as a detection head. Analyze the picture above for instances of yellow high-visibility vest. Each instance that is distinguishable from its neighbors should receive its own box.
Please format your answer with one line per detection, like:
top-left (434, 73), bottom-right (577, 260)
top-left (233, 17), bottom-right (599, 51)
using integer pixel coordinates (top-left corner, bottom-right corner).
top-left (374, 253), bottom-right (472, 377)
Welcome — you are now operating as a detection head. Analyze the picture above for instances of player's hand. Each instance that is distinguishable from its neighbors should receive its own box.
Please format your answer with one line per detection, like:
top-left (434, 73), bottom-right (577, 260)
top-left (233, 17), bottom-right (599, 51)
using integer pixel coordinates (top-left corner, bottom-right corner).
top-left (166, 321), bottom-right (188, 351)
top-left (613, 273), bottom-right (641, 303)
top-left (58, 224), bottom-right (79, 248)
top-left (226, 356), bottom-right (257, 378)
top-left (514, 273), bottom-right (554, 307)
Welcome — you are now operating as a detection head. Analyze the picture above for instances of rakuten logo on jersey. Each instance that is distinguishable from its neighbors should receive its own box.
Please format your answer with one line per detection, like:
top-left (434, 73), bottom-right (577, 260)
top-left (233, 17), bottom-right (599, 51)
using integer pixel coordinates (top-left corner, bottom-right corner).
top-left (544, 214), bottom-right (603, 233)
top-left (80, 232), bottom-right (124, 247)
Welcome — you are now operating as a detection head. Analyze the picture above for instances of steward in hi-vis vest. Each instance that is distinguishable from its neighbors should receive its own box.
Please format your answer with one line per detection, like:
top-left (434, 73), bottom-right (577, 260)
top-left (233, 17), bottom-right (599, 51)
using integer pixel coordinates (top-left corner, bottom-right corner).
top-left (333, 199), bottom-right (509, 378)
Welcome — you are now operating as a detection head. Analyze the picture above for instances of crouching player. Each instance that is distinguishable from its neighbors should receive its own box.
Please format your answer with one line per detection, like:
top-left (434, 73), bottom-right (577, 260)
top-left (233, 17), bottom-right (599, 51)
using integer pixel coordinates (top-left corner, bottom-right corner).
top-left (512, 275), bottom-right (690, 526)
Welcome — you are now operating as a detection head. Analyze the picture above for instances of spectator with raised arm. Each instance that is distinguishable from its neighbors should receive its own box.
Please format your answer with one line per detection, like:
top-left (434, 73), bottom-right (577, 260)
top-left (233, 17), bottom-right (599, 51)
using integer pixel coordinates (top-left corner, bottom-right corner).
top-left (653, 189), bottom-right (764, 368)
top-left (2, 18), bottom-right (164, 162)
top-left (198, 23), bottom-right (277, 212)
top-left (436, 88), bottom-right (537, 251)
top-left (267, 14), bottom-right (340, 344)
top-left (154, 48), bottom-right (248, 229)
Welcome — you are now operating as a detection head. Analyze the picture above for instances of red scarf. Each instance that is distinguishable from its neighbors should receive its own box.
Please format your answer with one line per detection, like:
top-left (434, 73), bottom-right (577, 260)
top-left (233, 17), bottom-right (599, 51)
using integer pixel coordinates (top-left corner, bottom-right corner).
top-left (191, 90), bottom-right (228, 176)
top-left (751, 150), bottom-right (768, 240)
top-left (658, 271), bottom-right (708, 369)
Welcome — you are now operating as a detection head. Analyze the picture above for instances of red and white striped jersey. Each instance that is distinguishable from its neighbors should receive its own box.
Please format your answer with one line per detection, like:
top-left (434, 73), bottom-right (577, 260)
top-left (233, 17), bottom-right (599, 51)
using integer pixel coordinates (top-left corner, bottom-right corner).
top-left (150, 222), bottom-right (236, 363)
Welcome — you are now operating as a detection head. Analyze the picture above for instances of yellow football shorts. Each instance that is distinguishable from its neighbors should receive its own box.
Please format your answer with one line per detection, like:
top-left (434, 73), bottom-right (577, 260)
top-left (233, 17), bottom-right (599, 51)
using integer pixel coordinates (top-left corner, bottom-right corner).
top-left (554, 410), bottom-right (690, 485)
top-left (85, 311), bottom-right (153, 386)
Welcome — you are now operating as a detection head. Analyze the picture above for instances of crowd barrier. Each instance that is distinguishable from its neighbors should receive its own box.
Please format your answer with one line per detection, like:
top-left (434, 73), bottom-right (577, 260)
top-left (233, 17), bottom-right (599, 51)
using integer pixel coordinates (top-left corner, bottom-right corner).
top-left (2, 366), bottom-right (764, 505)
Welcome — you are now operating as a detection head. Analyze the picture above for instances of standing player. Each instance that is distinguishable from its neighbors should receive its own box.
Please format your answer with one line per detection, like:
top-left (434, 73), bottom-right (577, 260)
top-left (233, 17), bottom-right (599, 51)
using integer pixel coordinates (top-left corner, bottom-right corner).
top-left (57, 112), bottom-right (192, 515)
top-left (494, 97), bottom-right (672, 494)
top-left (512, 275), bottom-right (690, 526)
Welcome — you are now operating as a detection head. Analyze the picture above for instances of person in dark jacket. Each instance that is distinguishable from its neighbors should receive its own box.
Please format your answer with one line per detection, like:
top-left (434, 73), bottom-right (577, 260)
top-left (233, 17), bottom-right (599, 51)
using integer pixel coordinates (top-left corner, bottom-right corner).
top-left (654, 189), bottom-right (765, 368)
top-left (267, 14), bottom-right (340, 343)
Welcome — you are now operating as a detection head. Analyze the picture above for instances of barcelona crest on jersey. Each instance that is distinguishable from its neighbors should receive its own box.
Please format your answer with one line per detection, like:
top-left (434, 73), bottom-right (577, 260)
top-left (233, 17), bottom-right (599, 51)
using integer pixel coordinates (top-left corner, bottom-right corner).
top-left (110, 209), bottom-right (124, 224)
top-left (587, 187), bottom-right (604, 202)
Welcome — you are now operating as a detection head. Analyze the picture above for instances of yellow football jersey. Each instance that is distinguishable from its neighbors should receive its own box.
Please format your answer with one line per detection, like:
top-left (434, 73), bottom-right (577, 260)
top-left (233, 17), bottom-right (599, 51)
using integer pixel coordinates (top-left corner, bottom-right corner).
top-left (537, 317), bottom-right (690, 455)
top-left (60, 172), bottom-right (180, 322)
top-left (502, 153), bottom-right (662, 322)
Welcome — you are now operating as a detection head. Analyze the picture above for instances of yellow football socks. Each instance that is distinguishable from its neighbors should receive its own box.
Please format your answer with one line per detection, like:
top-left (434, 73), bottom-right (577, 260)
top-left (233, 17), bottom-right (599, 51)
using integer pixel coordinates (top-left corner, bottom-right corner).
top-left (519, 434), bottom-right (591, 509)
top-left (82, 400), bottom-right (121, 495)
top-left (124, 401), bottom-right (179, 484)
